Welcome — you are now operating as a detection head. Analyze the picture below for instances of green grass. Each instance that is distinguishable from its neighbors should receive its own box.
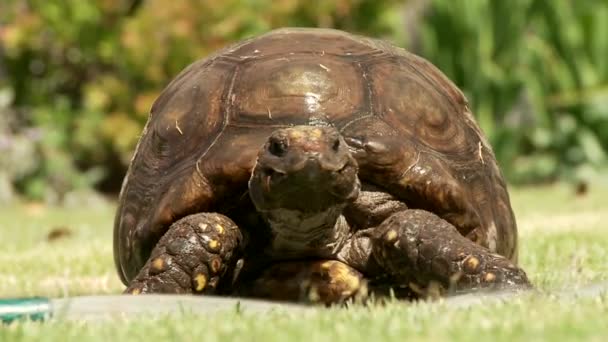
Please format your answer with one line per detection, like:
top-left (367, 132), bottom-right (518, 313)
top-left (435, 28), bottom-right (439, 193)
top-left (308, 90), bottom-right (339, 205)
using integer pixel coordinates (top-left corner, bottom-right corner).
top-left (1, 184), bottom-right (607, 341)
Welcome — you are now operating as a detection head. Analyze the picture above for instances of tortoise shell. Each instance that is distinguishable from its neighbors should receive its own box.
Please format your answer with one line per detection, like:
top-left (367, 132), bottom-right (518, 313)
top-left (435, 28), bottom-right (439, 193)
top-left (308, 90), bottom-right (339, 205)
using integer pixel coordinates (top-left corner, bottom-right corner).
top-left (114, 28), bottom-right (517, 284)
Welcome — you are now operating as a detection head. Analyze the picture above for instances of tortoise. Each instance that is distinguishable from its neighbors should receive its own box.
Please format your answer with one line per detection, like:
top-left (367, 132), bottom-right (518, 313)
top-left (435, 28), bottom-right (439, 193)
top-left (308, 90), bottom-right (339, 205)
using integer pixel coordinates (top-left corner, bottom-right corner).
top-left (114, 27), bottom-right (530, 303)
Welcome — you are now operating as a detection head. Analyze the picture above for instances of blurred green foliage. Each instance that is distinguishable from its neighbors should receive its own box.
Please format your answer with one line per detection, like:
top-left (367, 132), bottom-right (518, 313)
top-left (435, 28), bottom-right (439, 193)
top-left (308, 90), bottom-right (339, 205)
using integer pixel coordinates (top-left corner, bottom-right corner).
top-left (415, 0), bottom-right (608, 184)
top-left (0, 0), bottom-right (607, 202)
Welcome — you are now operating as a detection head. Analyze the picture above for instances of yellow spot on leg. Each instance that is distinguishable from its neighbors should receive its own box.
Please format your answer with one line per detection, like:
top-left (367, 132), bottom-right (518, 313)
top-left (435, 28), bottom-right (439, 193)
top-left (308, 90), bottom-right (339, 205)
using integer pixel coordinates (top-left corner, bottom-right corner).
top-left (385, 229), bottom-right (398, 243)
top-left (130, 288), bottom-right (141, 295)
top-left (464, 256), bottom-right (480, 272)
top-left (208, 239), bottom-right (220, 251)
top-left (484, 272), bottom-right (496, 282)
top-left (194, 274), bottom-right (207, 292)
top-left (152, 257), bottom-right (165, 271)
top-left (215, 224), bottom-right (224, 235)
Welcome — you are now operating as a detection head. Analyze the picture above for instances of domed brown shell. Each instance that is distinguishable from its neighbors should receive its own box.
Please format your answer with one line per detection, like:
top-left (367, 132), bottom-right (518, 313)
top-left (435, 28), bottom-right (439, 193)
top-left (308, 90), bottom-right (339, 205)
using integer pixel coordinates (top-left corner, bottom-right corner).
top-left (114, 28), bottom-right (517, 284)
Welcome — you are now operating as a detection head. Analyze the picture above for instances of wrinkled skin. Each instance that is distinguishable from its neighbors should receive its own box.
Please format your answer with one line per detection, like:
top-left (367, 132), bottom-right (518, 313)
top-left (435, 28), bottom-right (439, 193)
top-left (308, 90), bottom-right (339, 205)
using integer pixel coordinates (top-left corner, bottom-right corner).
top-left (116, 28), bottom-right (531, 304)
top-left (126, 126), bottom-right (530, 301)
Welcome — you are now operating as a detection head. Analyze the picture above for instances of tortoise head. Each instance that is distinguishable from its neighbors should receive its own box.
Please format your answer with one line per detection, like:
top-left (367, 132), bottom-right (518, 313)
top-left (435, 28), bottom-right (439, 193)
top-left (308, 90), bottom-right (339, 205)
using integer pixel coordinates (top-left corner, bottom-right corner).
top-left (249, 125), bottom-right (360, 215)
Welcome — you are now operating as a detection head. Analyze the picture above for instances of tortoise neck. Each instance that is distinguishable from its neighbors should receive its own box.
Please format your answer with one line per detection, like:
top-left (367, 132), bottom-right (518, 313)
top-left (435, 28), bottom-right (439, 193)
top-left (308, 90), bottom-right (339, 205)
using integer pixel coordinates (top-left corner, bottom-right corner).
top-left (262, 205), bottom-right (351, 258)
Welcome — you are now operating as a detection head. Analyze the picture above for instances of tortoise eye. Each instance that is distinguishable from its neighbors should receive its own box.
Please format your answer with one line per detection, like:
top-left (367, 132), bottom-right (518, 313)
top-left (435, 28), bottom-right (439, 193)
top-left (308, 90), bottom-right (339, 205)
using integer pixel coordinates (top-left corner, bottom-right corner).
top-left (268, 138), bottom-right (288, 157)
top-left (332, 138), bottom-right (340, 151)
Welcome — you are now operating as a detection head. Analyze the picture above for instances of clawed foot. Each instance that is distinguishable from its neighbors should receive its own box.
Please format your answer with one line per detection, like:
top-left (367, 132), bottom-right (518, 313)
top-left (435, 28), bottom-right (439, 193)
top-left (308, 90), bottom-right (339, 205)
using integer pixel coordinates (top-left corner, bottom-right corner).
top-left (126, 213), bottom-right (242, 295)
top-left (373, 210), bottom-right (531, 294)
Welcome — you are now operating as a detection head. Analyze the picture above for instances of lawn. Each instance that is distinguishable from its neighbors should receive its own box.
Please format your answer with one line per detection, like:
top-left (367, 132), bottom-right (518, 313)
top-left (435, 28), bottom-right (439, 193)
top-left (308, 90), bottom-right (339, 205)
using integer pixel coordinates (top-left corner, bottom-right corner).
top-left (1, 184), bottom-right (607, 341)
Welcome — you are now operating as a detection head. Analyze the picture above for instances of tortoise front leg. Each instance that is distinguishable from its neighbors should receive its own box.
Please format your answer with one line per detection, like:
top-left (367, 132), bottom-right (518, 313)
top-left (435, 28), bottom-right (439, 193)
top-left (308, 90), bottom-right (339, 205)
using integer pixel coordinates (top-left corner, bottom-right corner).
top-left (371, 210), bottom-right (531, 294)
top-left (126, 213), bottom-right (242, 295)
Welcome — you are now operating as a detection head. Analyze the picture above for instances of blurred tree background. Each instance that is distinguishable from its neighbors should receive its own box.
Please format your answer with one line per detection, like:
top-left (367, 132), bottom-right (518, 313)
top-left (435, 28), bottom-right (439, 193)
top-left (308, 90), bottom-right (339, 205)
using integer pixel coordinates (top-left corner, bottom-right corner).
top-left (0, 0), bottom-right (607, 203)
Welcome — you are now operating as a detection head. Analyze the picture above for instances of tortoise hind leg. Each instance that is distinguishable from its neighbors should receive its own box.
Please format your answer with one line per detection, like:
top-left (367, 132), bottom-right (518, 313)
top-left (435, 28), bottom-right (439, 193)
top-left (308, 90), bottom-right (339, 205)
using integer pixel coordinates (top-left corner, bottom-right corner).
top-left (371, 209), bottom-right (531, 293)
top-left (235, 260), bottom-right (367, 305)
top-left (126, 213), bottom-right (242, 295)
